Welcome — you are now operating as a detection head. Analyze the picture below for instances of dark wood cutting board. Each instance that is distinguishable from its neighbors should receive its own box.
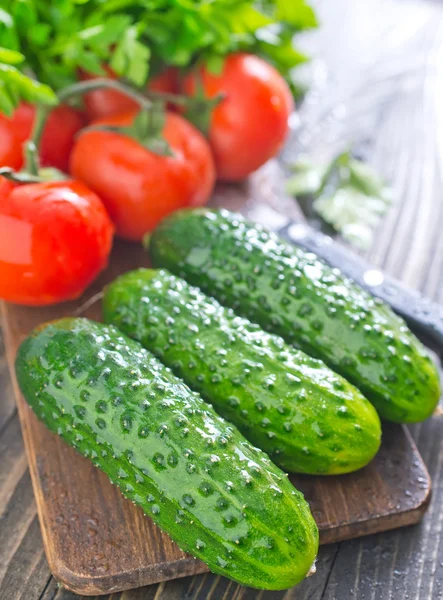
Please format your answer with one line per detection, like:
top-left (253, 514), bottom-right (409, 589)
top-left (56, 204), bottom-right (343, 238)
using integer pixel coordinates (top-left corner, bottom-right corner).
top-left (2, 171), bottom-right (432, 596)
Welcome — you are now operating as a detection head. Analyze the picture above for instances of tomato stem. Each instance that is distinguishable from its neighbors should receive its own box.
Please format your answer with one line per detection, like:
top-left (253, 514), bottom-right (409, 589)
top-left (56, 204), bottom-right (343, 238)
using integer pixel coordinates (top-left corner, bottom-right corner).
top-left (24, 104), bottom-right (49, 176)
top-left (0, 167), bottom-right (42, 184)
top-left (145, 90), bottom-right (188, 106)
top-left (57, 78), bottom-right (154, 112)
top-left (0, 166), bottom-right (66, 184)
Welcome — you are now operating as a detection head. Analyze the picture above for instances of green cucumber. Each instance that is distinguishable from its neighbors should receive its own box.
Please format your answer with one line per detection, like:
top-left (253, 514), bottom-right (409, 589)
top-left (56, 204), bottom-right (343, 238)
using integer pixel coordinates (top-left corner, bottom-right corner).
top-left (103, 268), bottom-right (381, 475)
top-left (148, 208), bottom-right (441, 424)
top-left (15, 317), bottom-right (318, 591)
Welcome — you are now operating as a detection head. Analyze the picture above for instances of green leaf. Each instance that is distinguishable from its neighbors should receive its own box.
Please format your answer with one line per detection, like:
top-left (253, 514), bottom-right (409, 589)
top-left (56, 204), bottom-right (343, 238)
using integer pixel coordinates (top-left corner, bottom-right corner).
top-left (0, 47), bottom-right (24, 65)
top-left (12, 1), bottom-right (37, 30)
top-left (258, 39), bottom-right (309, 72)
top-left (79, 16), bottom-right (130, 47)
top-left (230, 5), bottom-right (273, 33)
top-left (348, 159), bottom-right (386, 197)
top-left (0, 82), bottom-right (15, 115)
top-left (0, 64), bottom-right (57, 113)
top-left (288, 151), bottom-right (392, 250)
top-left (76, 49), bottom-right (105, 76)
top-left (275, 0), bottom-right (318, 29)
top-left (29, 23), bottom-right (51, 46)
top-left (110, 25), bottom-right (150, 86)
top-left (78, 24), bottom-right (107, 41)
top-left (0, 0), bottom-right (317, 109)
top-left (126, 41), bottom-right (150, 87)
top-left (0, 9), bottom-right (13, 28)
top-left (286, 164), bottom-right (326, 197)
top-left (314, 187), bottom-right (390, 251)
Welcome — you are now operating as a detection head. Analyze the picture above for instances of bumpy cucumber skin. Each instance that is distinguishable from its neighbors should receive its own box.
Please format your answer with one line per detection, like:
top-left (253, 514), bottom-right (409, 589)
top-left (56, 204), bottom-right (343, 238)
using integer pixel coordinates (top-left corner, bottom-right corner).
top-left (149, 209), bottom-right (441, 424)
top-left (103, 269), bottom-right (381, 475)
top-left (15, 318), bottom-right (318, 591)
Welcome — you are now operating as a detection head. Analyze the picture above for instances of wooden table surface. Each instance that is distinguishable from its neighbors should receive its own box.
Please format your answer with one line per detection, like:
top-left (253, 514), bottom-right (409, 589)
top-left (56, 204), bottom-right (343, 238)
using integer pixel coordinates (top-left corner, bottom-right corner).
top-left (2, 0), bottom-right (443, 598)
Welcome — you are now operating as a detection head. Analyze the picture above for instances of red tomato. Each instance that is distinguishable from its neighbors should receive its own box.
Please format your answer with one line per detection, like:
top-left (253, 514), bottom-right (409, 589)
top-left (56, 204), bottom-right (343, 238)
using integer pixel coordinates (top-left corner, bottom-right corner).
top-left (0, 115), bottom-right (24, 170)
top-left (70, 111), bottom-right (215, 241)
top-left (80, 66), bottom-right (179, 120)
top-left (10, 103), bottom-right (86, 173)
top-left (183, 53), bottom-right (294, 181)
top-left (0, 179), bottom-right (114, 305)
top-left (0, 176), bottom-right (15, 196)
top-left (149, 68), bottom-right (180, 95)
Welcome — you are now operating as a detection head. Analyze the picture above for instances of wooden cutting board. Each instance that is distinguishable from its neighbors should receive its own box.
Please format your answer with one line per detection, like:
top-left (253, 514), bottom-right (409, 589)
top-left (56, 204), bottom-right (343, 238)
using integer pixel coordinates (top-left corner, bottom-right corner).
top-left (2, 170), bottom-right (432, 596)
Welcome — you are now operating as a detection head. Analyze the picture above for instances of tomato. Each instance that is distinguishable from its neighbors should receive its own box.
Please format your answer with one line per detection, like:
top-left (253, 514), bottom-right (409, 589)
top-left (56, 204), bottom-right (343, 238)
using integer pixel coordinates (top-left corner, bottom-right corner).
top-left (80, 66), bottom-right (179, 120)
top-left (0, 115), bottom-right (24, 170)
top-left (10, 103), bottom-right (86, 173)
top-left (70, 110), bottom-right (215, 241)
top-left (39, 105), bottom-right (86, 173)
top-left (183, 53), bottom-right (294, 181)
top-left (0, 179), bottom-right (114, 305)
top-left (0, 176), bottom-right (15, 196)
top-left (148, 68), bottom-right (180, 95)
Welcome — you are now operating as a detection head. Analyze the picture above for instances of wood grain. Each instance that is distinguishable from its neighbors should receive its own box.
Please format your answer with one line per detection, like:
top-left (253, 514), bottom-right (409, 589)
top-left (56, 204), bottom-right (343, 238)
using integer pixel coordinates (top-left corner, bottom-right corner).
top-left (2, 0), bottom-right (443, 598)
top-left (1, 196), bottom-right (432, 595)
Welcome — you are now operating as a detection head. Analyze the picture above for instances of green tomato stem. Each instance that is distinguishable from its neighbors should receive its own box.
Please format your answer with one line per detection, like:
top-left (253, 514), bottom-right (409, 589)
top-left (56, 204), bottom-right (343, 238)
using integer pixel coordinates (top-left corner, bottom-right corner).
top-left (57, 78), bottom-right (153, 112)
top-left (145, 90), bottom-right (188, 106)
top-left (0, 167), bottom-right (42, 184)
top-left (24, 104), bottom-right (49, 176)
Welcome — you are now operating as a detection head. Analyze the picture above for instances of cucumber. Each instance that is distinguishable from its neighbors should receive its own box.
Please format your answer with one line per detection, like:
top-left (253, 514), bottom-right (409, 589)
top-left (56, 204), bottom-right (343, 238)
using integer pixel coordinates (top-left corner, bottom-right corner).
top-left (148, 208), bottom-right (441, 423)
top-left (15, 317), bottom-right (318, 591)
top-left (103, 268), bottom-right (381, 475)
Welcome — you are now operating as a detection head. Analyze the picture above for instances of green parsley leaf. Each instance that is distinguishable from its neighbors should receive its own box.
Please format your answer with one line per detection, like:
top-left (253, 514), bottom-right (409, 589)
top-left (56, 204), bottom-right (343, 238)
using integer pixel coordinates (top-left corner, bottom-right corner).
top-left (275, 0), bottom-right (318, 29)
top-left (0, 62), bottom-right (57, 115)
top-left (0, 0), bottom-right (317, 109)
top-left (288, 151), bottom-right (392, 250)
top-left (0, 46), bottom-right (24, 65)
top-left (348, 159), bottom-right (386, 197)
top-left (286, 159), bottom-right (327, 197)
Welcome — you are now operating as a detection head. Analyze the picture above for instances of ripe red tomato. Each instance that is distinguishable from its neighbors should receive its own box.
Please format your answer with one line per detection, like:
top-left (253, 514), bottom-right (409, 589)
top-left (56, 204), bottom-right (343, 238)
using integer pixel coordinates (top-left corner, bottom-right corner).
top-left (0, 179), bottom-right (114, 305)
top-left (183, 53), bottom-right (294, 181)
top-left (70, 110), bottom-right (215, 241)
top-left (39, 105), bottom-right (86, 172)
top-left (1, 104), bottom-right (86, 173)
top-left (149, 68), bottom-right (180, 95)
top-left (80, 66), bottom-right (179, 120)
top-left (0, 115), bottom-right (24, 170)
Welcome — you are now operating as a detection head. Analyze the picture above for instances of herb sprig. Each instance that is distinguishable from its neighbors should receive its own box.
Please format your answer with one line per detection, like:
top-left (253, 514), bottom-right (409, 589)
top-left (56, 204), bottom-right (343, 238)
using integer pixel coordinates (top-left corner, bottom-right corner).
top-left (0, 0), bottom-right (317, 114)
top-left (287, 151), bottom-right (392, 251)
top-left (0, 45), bottom-right (56, 115)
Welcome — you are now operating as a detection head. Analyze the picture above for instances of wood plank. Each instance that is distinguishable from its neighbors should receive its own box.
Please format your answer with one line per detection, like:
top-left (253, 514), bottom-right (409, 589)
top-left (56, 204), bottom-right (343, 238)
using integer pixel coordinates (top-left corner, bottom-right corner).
top-left (2, 218), bottom-right (432, 595)
top-left (295, 1), bottom-right (443, 599)
top-left (3, 0), bottom-right (443, 596)
top-left (0, 324), bottom-right (17, 433)
top-left (0, 413), bottom-right (52, 600)
top-left (40, 545), bottom-right (339, 600)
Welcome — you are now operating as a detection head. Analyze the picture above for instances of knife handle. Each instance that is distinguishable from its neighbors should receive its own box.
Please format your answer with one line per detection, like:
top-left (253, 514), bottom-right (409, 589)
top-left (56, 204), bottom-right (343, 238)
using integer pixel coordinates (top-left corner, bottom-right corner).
top-left (278, 222), bottom-right (443, 353)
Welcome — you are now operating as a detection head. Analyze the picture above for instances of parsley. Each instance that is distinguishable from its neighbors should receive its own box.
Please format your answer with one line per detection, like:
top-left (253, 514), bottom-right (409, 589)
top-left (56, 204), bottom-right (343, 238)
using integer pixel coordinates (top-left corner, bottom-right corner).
top-left (287, 151), bottom-right (392, 251)
top-left (0, 0), bottom-right (317, 113)
top-left (0, 45), bottom-right (56, 115)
